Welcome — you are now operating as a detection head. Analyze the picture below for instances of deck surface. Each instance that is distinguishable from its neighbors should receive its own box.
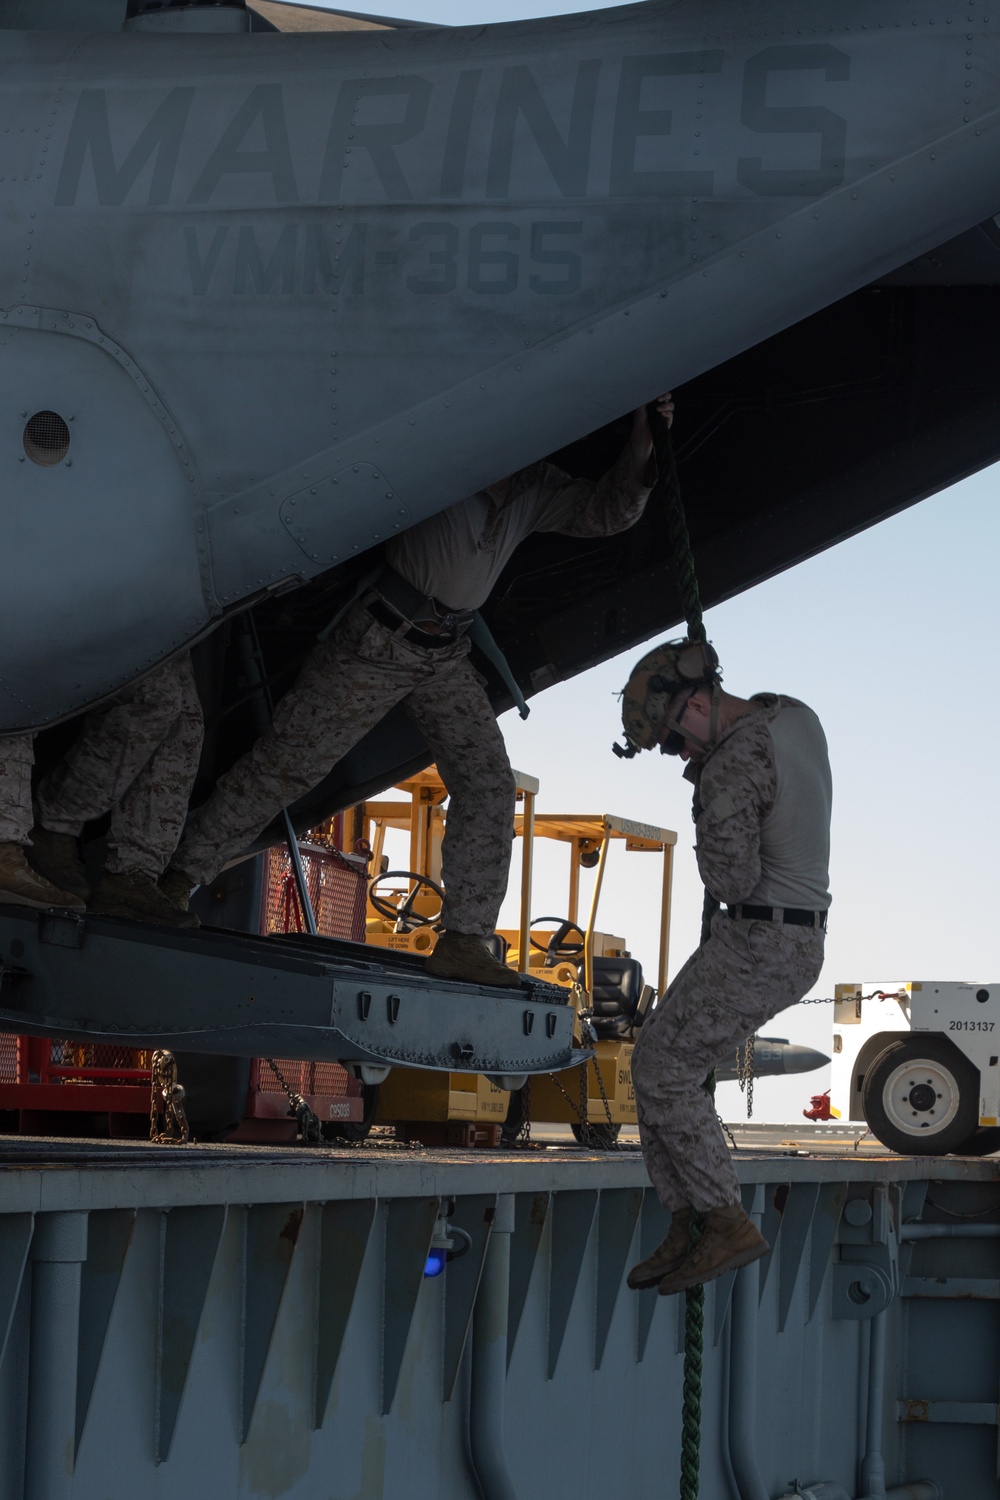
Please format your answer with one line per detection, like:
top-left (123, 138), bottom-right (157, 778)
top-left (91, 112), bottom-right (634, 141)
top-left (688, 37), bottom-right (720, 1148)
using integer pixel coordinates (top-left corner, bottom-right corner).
top-left (0, 1122), bottom-right (995, 1211)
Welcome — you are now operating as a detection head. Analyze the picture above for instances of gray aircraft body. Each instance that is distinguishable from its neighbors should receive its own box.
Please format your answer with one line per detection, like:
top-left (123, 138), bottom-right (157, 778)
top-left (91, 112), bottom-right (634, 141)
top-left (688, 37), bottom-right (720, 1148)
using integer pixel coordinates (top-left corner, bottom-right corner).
top-left (3, 0), bottom-right (1000, 823)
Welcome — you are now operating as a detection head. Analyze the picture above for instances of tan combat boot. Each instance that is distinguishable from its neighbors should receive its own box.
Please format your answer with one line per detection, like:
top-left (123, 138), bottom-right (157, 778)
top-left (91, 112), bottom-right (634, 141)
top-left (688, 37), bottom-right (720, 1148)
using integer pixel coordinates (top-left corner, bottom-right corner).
top-left (425, 931), bottom-right (521, 988)
top-left (627, 1207), bottom-right (694, 1289)
top-left (89, 870), bottom-right (200, 928)
top-left (25, 826), bottom-right (90, 902)
top-left (0, 841), bottom-right (86, 912)
top-left (658, 1204), bottom-right (768, 1295)
top-left (158, 865), bottom-right (196, 912)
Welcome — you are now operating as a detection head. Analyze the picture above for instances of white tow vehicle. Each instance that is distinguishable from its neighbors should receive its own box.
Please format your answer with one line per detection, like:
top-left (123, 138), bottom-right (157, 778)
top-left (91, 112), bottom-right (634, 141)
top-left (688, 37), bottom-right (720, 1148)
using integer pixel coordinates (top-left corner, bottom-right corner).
top-left (830, 980), bottom-right (1000, 1154)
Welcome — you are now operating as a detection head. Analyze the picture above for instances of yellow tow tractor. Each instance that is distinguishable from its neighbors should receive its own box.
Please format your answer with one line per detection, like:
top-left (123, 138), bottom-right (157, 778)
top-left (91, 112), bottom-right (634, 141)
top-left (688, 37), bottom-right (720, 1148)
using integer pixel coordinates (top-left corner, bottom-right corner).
top-left (360, 764), bottom-right (677, 1148)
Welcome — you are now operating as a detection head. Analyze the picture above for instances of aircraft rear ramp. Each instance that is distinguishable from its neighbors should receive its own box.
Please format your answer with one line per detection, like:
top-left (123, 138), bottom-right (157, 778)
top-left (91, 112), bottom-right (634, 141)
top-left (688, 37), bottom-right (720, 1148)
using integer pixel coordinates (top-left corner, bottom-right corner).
top-left (0, 905), bottom-right (575, 1077)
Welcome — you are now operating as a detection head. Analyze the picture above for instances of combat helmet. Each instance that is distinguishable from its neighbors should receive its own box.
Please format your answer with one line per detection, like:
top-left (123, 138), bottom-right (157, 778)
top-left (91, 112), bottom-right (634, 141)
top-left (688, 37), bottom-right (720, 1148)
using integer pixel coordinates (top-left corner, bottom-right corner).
top-left (613, 637), bottom-right (720, 759)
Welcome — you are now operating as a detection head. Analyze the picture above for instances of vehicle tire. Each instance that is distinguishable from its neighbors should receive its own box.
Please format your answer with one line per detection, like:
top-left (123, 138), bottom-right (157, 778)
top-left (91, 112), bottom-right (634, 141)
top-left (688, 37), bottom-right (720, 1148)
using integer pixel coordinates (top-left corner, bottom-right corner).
top-left (500, 1085), bottom-right (529, 1146)
top-left (862, 1035), bottom-right (980, 1155)
top-left (322, 1083), bottom-right (380, 1143)
top-left (570, 1121), bottom-right (621, 1150)
top-left (955, 1126), bottom-right (1000, 1157)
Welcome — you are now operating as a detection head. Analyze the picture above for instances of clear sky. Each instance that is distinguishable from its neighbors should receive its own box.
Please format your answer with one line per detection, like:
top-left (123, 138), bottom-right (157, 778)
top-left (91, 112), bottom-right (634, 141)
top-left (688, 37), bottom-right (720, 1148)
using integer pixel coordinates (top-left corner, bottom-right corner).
top-left (329, 0), bottom-right (626, 22)
top-left (304, 0), bottom-right (1000, 1123)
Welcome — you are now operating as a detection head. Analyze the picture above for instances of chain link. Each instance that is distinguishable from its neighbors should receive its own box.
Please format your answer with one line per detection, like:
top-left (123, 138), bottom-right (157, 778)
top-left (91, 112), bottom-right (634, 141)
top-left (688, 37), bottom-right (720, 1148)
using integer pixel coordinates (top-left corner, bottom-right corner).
top-left (589, 1046), bottom-right (619, 1137)
top-left (517, 1075), bottom-right (532, 1145)
top-left (504, 1007), bottom-right (623, 1152)
top-left (501, 1077), bottom-right (541, 1150)
top-left (546, 1046), bottom-right (621, 1151)
top-left (736, 1034), bottom-right (755, 1119)
top-left (150, 1050), bottom-right (190, 1145)
top-left (546, 1068), bottom-right (588, 1131)
top-left (731, 991), bottom-right (900, 1125)
top-left (264, 1058), bottom-right (323, 1145)
top-left (798, 988), bottom-right (903, 1006)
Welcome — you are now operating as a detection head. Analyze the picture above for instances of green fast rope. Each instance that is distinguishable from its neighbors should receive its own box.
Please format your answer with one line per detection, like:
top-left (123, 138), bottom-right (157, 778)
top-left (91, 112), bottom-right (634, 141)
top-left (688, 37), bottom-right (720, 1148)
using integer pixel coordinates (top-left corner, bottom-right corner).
top-left (680, 1213), bottom-right (706, 1500)
top-left (679, 1071), bottom-right (718, 1500)
top-left (649, 407), bottom-right (717, 1500)
top-left (651, 411), bottom-right (707, 650)
top-left (631, 410), bottom-right (727, 1488)
top-left (650, 407), bottom-right (720, 950)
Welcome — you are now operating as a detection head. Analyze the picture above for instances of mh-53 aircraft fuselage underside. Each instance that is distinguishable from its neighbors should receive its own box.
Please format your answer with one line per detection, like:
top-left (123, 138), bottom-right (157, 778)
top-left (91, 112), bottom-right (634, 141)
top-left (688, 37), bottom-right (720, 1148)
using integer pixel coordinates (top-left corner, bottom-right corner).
top-left (3, 0), bottom-right (1000, 829)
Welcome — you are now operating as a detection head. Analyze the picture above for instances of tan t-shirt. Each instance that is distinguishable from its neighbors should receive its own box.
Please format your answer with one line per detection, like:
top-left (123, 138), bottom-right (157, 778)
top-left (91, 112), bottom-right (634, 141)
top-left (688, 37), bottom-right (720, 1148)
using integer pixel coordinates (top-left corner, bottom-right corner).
top-left (692, 694), bottom-right (832, 911)
top-left (385, 444), bottom-right (655, 610)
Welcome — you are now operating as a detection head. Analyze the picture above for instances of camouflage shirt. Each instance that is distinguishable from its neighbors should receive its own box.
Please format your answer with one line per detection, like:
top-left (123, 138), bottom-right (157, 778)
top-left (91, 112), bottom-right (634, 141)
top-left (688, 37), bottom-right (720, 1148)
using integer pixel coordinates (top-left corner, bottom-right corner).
top-left (688, 693), bottom-right (832, 910)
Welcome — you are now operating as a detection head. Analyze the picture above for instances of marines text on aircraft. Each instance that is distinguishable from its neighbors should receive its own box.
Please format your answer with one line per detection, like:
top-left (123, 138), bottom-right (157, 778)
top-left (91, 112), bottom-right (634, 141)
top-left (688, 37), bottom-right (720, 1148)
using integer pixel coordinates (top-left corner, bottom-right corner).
top-left (4, 0), bottom-right (1000, 835)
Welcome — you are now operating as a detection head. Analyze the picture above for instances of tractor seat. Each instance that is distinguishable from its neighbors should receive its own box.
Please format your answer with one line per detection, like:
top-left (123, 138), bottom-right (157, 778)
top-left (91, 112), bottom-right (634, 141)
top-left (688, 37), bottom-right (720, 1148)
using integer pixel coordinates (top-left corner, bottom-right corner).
top-left (484, 933), bottom-right (510, 964)
top-left (589, 956), bottom-right (644, 1036)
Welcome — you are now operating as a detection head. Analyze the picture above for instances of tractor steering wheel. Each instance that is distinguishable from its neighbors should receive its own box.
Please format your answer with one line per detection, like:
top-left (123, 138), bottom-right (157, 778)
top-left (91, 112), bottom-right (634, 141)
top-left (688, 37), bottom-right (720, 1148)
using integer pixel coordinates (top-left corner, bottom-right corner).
top-left (529, 916), bottom-right (586, 967)
top-left (368, 871), bottom-right (445, 931)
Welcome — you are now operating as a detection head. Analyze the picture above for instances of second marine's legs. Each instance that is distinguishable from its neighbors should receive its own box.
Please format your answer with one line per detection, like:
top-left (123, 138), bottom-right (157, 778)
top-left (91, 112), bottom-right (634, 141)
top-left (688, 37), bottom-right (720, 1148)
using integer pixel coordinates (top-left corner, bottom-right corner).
top-left (31, 656), bottom-right (204, 924)
top-left (0, 734), bottom-right (85, 910)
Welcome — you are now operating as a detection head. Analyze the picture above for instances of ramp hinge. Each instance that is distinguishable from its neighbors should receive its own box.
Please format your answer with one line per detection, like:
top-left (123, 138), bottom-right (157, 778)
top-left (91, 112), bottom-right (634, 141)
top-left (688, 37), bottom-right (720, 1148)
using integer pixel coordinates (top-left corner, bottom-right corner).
top-left (38, 912), bottom-right (86, 949)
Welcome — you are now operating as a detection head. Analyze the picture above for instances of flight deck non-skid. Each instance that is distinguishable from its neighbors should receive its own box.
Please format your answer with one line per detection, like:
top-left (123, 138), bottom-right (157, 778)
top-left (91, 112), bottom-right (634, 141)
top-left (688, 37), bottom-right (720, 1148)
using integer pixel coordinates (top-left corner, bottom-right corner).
top-left (0, 905), bottom-right (575, 1078)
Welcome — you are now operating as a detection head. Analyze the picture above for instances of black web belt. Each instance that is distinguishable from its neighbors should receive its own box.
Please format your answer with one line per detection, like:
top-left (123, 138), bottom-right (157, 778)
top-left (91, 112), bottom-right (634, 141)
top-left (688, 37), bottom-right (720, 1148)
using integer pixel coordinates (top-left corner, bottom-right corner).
top-left (368, 565), bottom-right (473, 646)
top-left (317, 563), bottom-right (529, 716)
top-left (367, 597), bottom-right (458, 648)
top-left (726, 904), bottom-right (827, 928)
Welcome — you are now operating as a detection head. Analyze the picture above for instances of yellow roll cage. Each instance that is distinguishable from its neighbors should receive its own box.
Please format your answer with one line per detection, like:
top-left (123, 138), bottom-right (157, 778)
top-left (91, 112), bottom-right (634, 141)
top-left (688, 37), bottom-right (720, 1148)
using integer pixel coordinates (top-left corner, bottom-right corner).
top-left (362, 765), bottom-right (677, 999)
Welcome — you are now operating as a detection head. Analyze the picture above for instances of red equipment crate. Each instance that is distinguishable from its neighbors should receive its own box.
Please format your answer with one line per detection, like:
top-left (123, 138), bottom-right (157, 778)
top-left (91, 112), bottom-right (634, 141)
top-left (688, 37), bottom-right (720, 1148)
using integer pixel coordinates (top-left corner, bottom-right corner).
top-left (261, 841), bottom-right (367, 942)
top-left (0, 842), bottom-right (370, 1141)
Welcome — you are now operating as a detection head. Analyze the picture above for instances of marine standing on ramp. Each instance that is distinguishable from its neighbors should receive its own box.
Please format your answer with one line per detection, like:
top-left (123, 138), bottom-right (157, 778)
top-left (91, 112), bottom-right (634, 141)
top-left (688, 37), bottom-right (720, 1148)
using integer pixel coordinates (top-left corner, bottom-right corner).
top-left (0, 655), bottom-right (203, 926)
top-left (618, 639), bottom-right (832, 1293)
top-left (167, 395), bottom-right (673, 987)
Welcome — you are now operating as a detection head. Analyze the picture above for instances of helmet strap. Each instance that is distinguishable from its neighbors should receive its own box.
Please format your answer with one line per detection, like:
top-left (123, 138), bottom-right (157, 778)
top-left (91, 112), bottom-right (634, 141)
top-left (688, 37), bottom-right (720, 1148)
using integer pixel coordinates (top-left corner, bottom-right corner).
top-left (663, 682), bottom-right (722, 755)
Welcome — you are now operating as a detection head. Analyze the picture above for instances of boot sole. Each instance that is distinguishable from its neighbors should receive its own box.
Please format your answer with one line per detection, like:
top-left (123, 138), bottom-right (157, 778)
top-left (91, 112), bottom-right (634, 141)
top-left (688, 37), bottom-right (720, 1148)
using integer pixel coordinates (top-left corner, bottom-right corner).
top-left (23, 863), bottom-right (90, 903)
top-left (425, 965), bottom-right (522, 988)
top-left (0, 890), bottom-right (85, 913)
top-left (88, 902), bottom-right (199, 929)
top-left (627, 1259), bottom-right (686, 1290)
top-left (24, 838), bottom-right (91, 902)
top-left (658, 1237), bottom-right (769, 1295)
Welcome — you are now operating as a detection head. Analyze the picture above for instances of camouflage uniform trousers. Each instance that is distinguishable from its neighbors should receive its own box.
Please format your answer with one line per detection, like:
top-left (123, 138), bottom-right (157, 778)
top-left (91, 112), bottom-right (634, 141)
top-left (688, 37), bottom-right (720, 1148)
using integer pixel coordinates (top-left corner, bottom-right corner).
top-left (631, 910), bottom-right (825, 1212)
top-left (0, 734), bottom-right (34, 845)
top-left (34, 654), bottom-right (204, 879)
top-left (174, 600), bottom-right (516, 937)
